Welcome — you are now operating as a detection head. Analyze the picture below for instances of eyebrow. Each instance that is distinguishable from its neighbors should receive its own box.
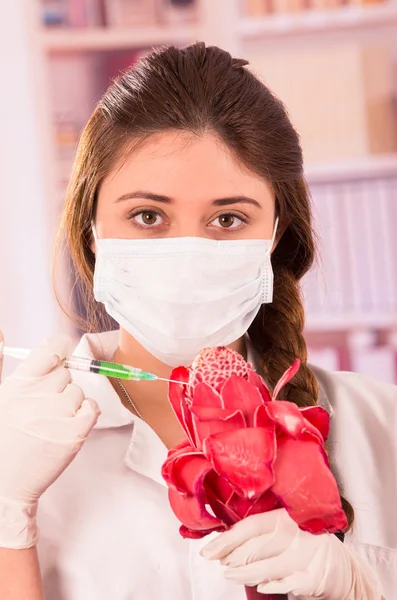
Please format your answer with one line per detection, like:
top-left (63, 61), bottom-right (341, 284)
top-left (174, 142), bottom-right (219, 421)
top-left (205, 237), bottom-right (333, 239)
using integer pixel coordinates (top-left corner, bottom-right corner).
top-left (115, 190), bottom-right (262, 209)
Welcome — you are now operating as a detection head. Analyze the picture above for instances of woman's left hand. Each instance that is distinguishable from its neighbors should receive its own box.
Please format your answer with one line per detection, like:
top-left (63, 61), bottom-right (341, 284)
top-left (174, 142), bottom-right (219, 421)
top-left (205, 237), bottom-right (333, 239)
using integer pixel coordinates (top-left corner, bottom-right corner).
top-left (200, 508), bottom-right (383, 599)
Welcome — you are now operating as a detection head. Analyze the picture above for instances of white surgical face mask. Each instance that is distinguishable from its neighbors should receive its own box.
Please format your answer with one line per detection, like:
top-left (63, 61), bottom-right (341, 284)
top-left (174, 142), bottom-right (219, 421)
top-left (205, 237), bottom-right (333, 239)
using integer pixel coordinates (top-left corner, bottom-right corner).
top-left (92, 221), bottom-right (278, 367)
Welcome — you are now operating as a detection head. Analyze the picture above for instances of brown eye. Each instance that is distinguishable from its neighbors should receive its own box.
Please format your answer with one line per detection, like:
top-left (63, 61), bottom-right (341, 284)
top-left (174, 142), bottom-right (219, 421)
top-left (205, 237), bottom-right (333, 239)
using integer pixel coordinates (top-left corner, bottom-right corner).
top-left (211, 213), bottom-right (245, 230)
top-left (219, 215), bottom-right (236, 228)
top-left (131, 210), bottom-right (164, 227)
top-left (141, 211), bottom-right (157, 225)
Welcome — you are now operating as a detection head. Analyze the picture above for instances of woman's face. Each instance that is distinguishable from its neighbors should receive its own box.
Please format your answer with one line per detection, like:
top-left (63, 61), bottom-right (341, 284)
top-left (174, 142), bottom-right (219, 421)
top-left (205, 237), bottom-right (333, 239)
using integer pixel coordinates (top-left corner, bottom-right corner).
top-left (95, 132), bottom-right (276, 241)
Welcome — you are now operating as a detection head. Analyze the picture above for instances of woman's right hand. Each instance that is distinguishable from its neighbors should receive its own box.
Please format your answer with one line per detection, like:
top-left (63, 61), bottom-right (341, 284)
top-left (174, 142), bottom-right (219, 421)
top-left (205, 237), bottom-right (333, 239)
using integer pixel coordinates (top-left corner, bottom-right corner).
top-left (0, 333), bottom-right (100, 549)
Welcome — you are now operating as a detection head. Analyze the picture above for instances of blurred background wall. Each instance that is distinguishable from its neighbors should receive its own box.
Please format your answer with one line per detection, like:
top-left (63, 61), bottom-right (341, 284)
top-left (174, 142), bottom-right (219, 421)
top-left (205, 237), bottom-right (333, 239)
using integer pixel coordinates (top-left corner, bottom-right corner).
top-left (0, 0), bottom-right (396, 380)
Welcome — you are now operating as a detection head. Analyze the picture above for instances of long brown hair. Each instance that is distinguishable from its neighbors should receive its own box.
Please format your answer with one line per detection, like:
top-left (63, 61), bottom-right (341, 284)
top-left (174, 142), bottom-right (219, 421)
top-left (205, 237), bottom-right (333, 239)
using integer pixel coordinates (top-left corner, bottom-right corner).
top-left (55, 42), bottom-right (353, 528)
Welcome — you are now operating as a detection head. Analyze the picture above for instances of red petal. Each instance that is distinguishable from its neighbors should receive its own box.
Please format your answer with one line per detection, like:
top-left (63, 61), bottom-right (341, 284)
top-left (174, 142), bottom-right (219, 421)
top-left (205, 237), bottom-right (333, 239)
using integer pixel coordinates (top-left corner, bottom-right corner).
top-left (300, 406), bottom-right (330, 441)
top-left (163, 439), bottom-right (195, 483)
top-left (225, 489), bottom-right (280, 520)
top-left (247, 371), bottom-right (272, 403)
top-left (203, 472), bottom-right (240, 526)
top-left (203, 427), bottom-right (276, 500)
top-left (204, 470), bottom-right (235, 504)
top-left (170, 366), bottom-right (190, 387)
top-left (179, 524), bottom-right (225, 539)
top-left (161, 448), bottom-right (204, 493)
top-left (181, 404), bottom-right (197, 447)
top-left (245, 491), bottom-right (281, 518)
top-left (299, 512), bottom-right (347, 534)
top-left (205, 492), bottom-right (240, 527)
top-left (168, 367), bottom-right (196, 446)
top-left (192, 406), bottom-right (246, 449)
top-left (225, 493), bottom-right (252, 520)
top-left (192, 382), bottom-right (223, 409)
top-left (167, 437), bottom-right (193, 459)
top-left (265, 401), bottom-right (306, 438)
top-left (272, 359), bottom-right (301, 400)
top-left (208, 500), bottom-right (239, 526)
top-left (168, 486), bottom-right (225, 533)
top-left (203, 473), bottom-right (281, 526)
top-left (162, 449), bottom-right (212, 494)
top-left (271, 437), bottom-right (347, 533)
top-left (254, 405), bottom-right (274, 428)
top-left (221, 375), bottom-right (264, 426)
top-left (302, 417), bottom-right (325, 444)
top-left (168, 374), bottom-right (186, 425)
top-left (165, 452), bottom-right (226, 534)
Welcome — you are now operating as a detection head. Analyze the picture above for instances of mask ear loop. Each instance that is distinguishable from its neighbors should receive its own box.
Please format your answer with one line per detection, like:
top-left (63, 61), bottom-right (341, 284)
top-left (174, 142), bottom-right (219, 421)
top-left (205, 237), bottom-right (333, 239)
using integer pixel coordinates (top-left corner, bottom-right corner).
top-left (91, 221), bottom-right (99, 248)
top-left (261, 216), bottom-right (279, 303)
top-left (269, 216), bottom-right (279, 254)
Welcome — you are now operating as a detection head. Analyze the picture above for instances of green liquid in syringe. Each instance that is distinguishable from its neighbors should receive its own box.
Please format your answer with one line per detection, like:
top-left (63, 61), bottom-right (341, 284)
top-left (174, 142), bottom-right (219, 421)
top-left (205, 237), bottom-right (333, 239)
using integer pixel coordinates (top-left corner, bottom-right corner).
top-left (95, 360), bottom-right (156, 381)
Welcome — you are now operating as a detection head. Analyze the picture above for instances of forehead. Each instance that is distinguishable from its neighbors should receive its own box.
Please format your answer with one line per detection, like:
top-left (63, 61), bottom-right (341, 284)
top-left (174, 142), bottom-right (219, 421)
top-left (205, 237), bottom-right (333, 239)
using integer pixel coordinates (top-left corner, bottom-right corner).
top-left (99, 131), bottom-right (274, 204)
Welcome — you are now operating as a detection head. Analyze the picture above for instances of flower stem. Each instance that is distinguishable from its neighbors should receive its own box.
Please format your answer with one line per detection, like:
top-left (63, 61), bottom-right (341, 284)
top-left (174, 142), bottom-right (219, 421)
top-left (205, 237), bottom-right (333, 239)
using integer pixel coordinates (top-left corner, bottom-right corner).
top-left (244, 585), bottom-right (288, 600)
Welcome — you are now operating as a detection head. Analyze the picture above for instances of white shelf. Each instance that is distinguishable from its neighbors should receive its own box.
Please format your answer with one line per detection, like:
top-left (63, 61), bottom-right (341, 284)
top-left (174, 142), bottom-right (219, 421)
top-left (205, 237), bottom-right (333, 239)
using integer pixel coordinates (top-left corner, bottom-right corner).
top-left (41, 25), bottom-right (199, 52)
top-left (240, 3), bottom-right (397, 45)
top-left (305, 154), bottom-right (397, 183)
top-left (305, 312), bottom-right (397, 332)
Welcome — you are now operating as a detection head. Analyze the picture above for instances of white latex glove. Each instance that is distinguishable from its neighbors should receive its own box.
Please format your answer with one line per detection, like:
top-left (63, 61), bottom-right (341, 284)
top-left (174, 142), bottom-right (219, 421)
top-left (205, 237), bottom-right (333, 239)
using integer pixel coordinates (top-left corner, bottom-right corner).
top-left (200, 508), bottom-right (383, 599)
top-left (0, 335), bottom-right (100, 549)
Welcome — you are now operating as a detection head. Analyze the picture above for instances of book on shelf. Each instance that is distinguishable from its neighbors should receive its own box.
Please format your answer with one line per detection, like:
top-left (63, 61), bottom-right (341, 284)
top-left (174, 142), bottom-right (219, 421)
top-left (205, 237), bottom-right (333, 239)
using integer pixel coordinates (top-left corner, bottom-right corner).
top-left (41, 0), bottom-right (69, 26)
top-left (103, 0), bottom-right (158, 27)
top-left (42, 0), bottom-right (199, 28)
top-left (384, 179), bottom-right (397, 308)
top-left (69, 0), bottom-right (105, 26)
top-left (303, 174), bottom-right (397, 322)
top-left (303, 183), bottom-right (347, 318)
top-left (243, 0), bottom-right (267, 15)
top-left (242, 0), bottom-right (387, 17)
top-left (41, 0), bottom-right (105, 27)
top-left (103, 0), bottom-right (199, 27)
top-left (271, 0), bottom-right (307, 13)
top-left (157, 0), bottom-right (199, 24)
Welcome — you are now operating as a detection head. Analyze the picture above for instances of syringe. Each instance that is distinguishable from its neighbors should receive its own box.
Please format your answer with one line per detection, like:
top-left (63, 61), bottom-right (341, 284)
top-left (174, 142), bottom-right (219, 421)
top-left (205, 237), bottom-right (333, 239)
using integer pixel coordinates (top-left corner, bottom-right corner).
top-left (0, 345), bottom-right (184, 384)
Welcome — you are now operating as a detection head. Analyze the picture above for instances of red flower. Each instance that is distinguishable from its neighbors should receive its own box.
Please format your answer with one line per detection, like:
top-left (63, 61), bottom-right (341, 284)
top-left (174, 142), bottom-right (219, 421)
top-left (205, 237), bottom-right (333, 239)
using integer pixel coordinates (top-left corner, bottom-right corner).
top-left (162, 347), bottom-right (347, 540)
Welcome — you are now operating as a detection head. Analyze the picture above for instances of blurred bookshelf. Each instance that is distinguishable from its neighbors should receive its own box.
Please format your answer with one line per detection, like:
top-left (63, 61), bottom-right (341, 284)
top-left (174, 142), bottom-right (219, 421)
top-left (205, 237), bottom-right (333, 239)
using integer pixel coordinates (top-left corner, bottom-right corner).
top-left (41, 25), bottom-right (197, 52)
top-left (240, 3), bottom-right (397, 46)
top-left (305, 154), bottom-right (397, 182)
top-left (39, 2), bottom-right (397, 52)
top-left (29, 0), bottom-right (397, 380)
top-left (305, 313), bottom-right (397, 331)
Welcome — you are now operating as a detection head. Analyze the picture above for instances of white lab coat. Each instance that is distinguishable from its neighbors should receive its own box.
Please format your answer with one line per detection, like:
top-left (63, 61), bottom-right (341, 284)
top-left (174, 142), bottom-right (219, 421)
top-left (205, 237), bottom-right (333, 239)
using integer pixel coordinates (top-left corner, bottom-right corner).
top-left (36, 331), bottom-right (397, 599)
top-left (312, 364), bottom-right (397, 598)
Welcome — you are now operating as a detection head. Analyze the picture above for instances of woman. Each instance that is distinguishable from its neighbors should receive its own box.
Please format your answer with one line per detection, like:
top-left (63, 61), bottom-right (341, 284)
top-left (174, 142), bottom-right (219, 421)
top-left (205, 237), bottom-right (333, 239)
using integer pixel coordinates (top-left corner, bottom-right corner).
top-left (0, 43), bottom-right (395, 599)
